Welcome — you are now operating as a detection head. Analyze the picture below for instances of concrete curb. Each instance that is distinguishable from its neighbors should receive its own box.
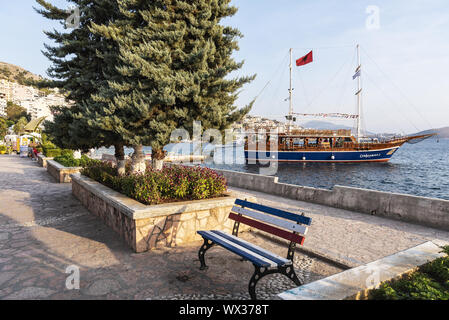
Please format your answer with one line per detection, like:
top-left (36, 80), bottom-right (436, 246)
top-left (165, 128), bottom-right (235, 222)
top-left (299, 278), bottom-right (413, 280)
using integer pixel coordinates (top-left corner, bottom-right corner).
top-left (278, 240), bottom-right (449, 300)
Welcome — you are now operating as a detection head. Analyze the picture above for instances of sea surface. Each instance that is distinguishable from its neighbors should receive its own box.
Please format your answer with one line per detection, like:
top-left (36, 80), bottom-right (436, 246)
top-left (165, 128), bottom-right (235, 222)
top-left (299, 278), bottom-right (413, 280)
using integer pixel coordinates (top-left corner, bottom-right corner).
top-left (95, 139), bottom-right (449, 201)
top-left (206, 138), bottom-right (449, 201)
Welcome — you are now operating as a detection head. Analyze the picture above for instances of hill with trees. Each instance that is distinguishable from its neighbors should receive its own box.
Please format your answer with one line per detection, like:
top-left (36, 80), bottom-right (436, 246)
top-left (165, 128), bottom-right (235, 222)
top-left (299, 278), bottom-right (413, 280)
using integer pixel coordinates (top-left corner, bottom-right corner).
top-left (0, 62), bottom-right (43, 85)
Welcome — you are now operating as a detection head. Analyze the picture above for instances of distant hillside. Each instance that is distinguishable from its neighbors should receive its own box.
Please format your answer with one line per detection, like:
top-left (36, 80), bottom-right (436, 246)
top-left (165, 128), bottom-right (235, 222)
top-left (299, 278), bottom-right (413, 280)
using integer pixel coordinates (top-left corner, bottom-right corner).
top-left (0, 61), bottom-right (43, 85)
top-left (414, 127), bottom-right (449, 139)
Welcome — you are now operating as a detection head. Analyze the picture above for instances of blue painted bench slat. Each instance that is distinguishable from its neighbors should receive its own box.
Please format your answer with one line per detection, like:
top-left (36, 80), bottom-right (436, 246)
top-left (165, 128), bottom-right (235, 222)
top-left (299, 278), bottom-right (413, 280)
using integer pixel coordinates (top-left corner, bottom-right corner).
top-left (235, 199), bottom-right (312, 226)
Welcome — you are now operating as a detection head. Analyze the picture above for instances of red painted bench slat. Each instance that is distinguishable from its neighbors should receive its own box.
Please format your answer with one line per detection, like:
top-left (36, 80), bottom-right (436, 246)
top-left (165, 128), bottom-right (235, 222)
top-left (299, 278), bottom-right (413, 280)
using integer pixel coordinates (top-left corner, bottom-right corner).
top-left (229, 212), bottom-right (305, 245)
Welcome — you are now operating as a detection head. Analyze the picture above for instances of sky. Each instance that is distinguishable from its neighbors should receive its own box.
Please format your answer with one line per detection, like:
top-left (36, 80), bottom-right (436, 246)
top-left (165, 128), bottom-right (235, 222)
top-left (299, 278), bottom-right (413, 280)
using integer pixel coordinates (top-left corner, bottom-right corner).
top-left (0, 0), bottom-right (448, 134)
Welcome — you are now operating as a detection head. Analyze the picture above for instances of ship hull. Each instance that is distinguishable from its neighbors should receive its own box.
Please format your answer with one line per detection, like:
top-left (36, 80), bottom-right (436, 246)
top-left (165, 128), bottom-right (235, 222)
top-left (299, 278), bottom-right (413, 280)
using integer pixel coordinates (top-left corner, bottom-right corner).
top-left (245, 146), bottom-right (400, 163)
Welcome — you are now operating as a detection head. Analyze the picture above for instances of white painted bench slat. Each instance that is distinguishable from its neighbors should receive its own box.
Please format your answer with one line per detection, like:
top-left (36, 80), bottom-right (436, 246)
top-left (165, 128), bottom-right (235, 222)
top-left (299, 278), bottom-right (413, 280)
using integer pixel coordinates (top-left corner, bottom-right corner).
top-left (231, 206), bottom-right (308, 235)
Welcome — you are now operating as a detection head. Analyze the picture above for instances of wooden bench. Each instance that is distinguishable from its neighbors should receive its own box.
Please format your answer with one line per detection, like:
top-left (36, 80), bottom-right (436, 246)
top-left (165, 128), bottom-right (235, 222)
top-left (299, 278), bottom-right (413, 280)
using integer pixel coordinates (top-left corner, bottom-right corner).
top-left (196, 199), bottom-right (312, 300)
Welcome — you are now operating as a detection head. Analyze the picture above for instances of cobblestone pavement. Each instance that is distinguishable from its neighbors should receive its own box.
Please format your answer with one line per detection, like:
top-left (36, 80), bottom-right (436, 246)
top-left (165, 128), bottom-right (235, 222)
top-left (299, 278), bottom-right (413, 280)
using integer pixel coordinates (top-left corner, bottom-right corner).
top-left (0, 155), bottom-right (341, 300)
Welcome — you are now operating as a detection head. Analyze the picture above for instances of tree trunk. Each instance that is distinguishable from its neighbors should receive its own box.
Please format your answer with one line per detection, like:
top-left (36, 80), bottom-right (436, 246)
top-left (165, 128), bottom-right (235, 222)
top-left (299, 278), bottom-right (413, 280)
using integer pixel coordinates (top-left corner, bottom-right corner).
top-left (152, 148), bottom-right (166, 171)
top-left (73, 150), bottom-right (82, 159)
top-left (114, 143), bottom-right (126, 176)
top-left (131, 145), bottom-right (146, 174)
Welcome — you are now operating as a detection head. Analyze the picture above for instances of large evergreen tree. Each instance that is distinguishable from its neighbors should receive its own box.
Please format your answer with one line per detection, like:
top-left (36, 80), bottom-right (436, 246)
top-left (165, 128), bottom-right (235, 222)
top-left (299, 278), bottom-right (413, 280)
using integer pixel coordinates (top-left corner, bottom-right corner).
top-left (90, 0), bottom-right (255, 172)
top-left (35, 0), bottom-right (128, 172)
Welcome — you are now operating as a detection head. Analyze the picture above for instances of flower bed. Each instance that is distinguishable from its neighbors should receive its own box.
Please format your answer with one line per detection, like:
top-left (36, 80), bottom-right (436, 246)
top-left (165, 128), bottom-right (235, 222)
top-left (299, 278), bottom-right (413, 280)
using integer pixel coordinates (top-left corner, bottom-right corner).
top-left (369, 246), bottom-right (449, 300)
top-left (81, 161), bottom-right (228, 205)
top-left (71, 173), bottom-right (252, 252)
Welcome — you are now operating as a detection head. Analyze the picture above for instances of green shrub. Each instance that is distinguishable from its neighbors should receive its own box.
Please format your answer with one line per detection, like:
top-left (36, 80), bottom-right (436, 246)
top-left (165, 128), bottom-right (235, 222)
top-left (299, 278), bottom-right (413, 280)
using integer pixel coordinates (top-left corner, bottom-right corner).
top-left (369, 246), bottom-right (449, 300)
top-left (54, 153), bottom-right (91, 168)
top-left (81, 164), bottom-right (227, 205)
top-left (0, 145), bottom-right (6, 154)
top-left (45, 149), bottom-right (61, 157)
top-left (61, 149), bottom-right (74, 156)
top-left (42, 142), bottom-right (62, 158)
top-left (81, 160), bottom-right (119, 189)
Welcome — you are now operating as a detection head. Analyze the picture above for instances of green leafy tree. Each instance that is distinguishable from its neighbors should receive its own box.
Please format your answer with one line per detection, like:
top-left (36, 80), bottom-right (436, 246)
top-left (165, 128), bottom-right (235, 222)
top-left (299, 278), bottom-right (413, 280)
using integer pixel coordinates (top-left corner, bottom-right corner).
top-left (90, 0), bottom-right (255, 172)
top-left (0, 118), bottom-right (9, 140)
top-left (6, 101), bottom-right (30, 122)
top-left (13, 117), bottom-right (28, 135)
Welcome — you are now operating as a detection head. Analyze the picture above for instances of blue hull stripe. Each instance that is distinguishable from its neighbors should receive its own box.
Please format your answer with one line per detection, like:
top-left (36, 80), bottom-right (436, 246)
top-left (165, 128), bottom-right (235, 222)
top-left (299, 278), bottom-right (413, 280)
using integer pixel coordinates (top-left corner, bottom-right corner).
top-left (245, 147), bottom-right (398, 162)
top-left (235, 199), bottom-right (312, 226)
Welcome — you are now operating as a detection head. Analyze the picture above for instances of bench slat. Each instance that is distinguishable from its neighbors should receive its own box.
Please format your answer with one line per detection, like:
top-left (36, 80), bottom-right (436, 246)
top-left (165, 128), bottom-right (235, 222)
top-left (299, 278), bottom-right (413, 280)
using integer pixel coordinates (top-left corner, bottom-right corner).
top-left (229, 213), bottom-right (306, 245)
top-left (210, 230), bottom-right (291, 266)
top-left (235, 199), bottom-right (312, 226)
top-left (198, 231), bottom-right (276, 267)
top-left (232, 206), bottom-right (308, 236)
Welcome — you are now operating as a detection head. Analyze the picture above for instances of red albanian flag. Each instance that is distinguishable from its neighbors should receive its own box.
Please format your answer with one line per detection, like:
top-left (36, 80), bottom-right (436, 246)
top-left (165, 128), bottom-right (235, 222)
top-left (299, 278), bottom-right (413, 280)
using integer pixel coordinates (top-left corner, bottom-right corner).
top-left (296, 50), bottom-right (313, 67)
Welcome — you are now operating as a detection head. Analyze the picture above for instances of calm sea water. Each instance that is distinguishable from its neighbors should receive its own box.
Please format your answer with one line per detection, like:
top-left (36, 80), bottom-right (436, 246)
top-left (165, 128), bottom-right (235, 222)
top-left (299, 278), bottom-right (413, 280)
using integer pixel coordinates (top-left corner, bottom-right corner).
top-left (95, 139), bottom-right (449, 200)
top-left (206, 139), bottom-right (449, 201)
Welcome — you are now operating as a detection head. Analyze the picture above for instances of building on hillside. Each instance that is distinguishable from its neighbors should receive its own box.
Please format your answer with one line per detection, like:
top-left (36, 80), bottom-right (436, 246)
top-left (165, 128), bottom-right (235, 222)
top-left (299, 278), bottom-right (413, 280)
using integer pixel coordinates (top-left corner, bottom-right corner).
top-left (0, 79), bottom-right (69, 121)
top-left (0, 79), bottom-right (13, 101)
top-left (0, 94), bottom-right (6, 117)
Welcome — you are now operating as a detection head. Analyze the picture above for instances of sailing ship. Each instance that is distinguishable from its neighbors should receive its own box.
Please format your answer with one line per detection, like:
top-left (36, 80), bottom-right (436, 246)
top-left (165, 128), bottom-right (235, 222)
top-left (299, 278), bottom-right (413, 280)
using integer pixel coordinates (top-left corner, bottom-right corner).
top-left (244, 45), bottom-right (434, 163)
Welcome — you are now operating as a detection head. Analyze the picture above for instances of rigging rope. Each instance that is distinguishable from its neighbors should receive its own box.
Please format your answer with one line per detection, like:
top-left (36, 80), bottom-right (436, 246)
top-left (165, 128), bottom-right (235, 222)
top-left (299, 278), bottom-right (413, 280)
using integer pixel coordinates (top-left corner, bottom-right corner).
top-left (335, 47), bottom-right (357, 114)
top-left (363, 69), bottom-right (419, 134)
top-left (253, 51), bottom-right (289, 102)
top-left (296, 49), bottom-right (356, 115)
top-left (360, 46), bottom-right (434, 130)
top-left (292, 45), bottom-right (355, 50)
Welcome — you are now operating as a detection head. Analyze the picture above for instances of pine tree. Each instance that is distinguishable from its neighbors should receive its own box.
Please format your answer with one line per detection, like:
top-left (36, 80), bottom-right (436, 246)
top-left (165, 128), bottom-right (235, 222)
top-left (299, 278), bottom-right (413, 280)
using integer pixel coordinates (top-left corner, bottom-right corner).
top-left (90, 0), bottom-right (255, 172)
top-left (35, 0), bottom-right (128, 172)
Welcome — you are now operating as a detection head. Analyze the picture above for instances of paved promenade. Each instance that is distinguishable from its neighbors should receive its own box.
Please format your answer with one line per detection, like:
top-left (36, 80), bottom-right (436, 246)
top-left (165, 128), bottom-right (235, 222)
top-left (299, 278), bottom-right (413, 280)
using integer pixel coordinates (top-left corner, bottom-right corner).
top-left (1, 155), bottom-right (449, 300)
top-left (0, 155), bottom-right (339, 300)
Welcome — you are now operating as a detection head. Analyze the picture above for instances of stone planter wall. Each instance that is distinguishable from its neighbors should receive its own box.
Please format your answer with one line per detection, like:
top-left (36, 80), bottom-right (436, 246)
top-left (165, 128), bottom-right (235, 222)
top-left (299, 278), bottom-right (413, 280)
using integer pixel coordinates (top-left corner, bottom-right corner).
top-left (71, 174), bottom-right (255, 253)
top-left (37, 154), bottom-right (53, 168)
top-left (47, 160), bottom-right (81, 183)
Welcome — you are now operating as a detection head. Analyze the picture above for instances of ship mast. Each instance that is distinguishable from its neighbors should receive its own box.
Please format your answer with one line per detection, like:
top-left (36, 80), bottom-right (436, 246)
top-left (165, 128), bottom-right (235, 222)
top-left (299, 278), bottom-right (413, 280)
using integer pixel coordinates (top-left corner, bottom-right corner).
top-left (356, 44), bottom-right (362, 142)
top-left (288, 48), bottom-right (293, 134)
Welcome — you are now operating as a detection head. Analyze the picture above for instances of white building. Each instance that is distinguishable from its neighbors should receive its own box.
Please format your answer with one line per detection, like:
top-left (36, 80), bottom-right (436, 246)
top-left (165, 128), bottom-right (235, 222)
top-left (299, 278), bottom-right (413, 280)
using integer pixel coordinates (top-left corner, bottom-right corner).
top-left (0, 97), bottom-right (6, 117)
top-left (0, 79), bottom-right (69, 122)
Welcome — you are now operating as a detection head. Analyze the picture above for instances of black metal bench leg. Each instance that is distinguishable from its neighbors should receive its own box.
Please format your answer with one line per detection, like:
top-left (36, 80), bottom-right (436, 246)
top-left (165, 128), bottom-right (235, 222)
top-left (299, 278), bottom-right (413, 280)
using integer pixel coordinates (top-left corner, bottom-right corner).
top-left (248, 266), bottom-right (278, 300)
top-left (249, 266), bottom-right (263, 300)
top-left (198, 238), bottom-right (215, 271)
top-left (280, 264), bottom-right (303, 287)
top-left (248, 264), bottom-right (303, 300)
